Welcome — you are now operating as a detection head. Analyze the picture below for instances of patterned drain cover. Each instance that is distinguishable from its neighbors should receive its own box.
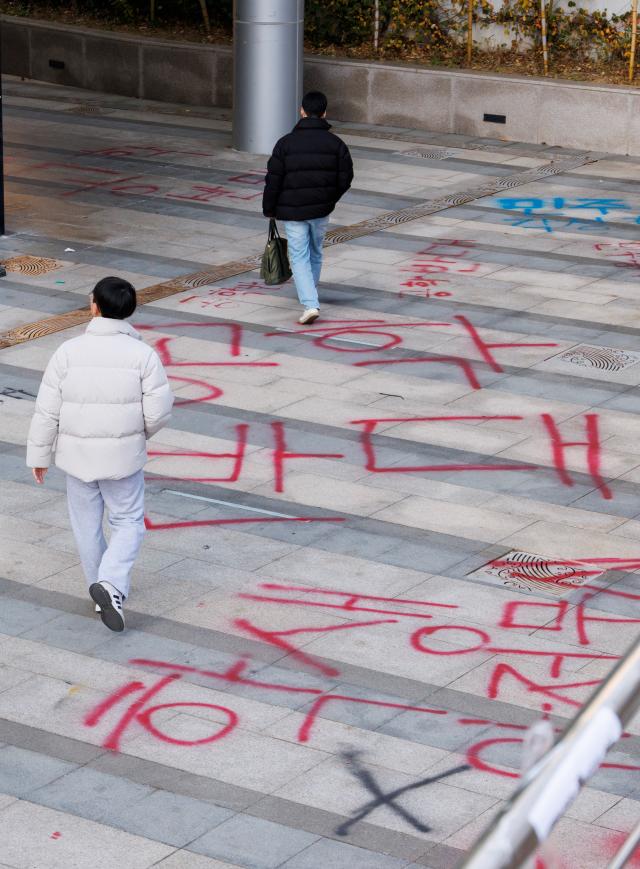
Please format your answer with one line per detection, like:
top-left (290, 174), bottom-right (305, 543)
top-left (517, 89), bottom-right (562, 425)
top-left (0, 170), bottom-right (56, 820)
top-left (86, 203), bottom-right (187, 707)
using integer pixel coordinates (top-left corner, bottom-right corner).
top-left (398, 148), bottom-right (455, 160)
top-left (1, 255), bottom-right (62, 276)
top-left (554, 344), bottom-right (640, 372)
top-left (180, 256), bottom-right (262, 289)
top-left (68, 104), bottom-right (109, 115)
top-left (468, 550), bottom-right (603, 596)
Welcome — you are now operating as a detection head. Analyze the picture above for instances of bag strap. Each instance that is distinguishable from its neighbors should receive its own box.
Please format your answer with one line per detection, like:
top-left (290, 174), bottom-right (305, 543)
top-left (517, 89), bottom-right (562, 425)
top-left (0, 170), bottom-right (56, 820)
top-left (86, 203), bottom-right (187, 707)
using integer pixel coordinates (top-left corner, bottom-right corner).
top-left (269, 218), bottom-right (283, 240)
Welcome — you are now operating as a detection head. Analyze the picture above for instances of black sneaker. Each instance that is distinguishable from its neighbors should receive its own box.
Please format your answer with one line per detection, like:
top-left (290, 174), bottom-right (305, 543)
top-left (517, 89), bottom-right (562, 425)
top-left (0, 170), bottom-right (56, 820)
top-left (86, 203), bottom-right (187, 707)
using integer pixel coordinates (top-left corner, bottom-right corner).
top-left (89, 581), bottom-right (125, 632)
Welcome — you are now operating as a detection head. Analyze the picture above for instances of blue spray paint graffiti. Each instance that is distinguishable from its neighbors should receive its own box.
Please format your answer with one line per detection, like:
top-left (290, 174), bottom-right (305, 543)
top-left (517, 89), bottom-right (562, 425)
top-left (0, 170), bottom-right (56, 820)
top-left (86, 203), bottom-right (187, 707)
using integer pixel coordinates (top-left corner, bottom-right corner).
top-left (495, 197), bottom-right (635, 233)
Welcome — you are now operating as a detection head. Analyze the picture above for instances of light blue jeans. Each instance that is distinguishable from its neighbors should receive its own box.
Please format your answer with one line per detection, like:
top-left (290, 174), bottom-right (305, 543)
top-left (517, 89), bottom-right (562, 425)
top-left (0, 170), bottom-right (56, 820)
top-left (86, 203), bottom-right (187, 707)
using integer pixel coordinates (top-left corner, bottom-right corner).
top-left (282, 216), bottom-right (329, 309)
top-left (66, 470), bottom-right (145, 599)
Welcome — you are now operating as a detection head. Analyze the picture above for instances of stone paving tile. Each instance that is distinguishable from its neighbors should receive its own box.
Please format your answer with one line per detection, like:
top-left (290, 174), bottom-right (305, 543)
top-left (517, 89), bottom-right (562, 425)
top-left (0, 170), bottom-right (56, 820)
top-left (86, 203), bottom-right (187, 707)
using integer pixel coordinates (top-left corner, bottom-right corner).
top-left (372, 495), bottom-right (535, 544)
top-left (0, 717), bottom-right (103, 766)
top-left (155, 854), bottom-right (244, 869)
top-left (20, 612), bottom-right (114, 654)
top-left (274, 755), bottom-right (498, 843)
top-left (0, 537), bottom-right (80, 584)
top-left (593, 796), bottom-right (640, 831)
top-left (0, 798), bottom-right (174, 868)
top-left (31, 766), bottom-right (153, 822)
top-left (0, 586), bottom-right (61, 632)
top-left (189, 814), bottom-right (320, 868)
top-left (125, 722), bottom-right (327, 794)
top-left (280, 837), bottom-right (412, 868)
top-left (0, 745), bottom-right (76, 797)
top-left (30, 764), bottom-right (235, 847)
top-left (1, 78), bottom-right (640, 869)
top-left (0, 479), bottom-right (59, 515)
top-left (0, 671), bottom-right (109, 745)
top-left (108, 788), bottom-right (234, 846)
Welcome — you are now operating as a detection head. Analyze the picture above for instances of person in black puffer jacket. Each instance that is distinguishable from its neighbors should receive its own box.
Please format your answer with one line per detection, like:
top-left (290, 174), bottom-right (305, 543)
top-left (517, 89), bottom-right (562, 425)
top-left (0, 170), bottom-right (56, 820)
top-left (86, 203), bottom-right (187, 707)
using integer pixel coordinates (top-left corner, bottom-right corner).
top-left (263, 91), bottom-right (354, 324)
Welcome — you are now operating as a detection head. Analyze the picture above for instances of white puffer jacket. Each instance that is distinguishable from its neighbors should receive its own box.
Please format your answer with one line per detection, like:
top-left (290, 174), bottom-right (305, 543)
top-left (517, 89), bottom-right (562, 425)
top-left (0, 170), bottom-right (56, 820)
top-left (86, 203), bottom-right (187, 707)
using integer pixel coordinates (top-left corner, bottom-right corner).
top-left (26, 317), bottom-right (174, 482)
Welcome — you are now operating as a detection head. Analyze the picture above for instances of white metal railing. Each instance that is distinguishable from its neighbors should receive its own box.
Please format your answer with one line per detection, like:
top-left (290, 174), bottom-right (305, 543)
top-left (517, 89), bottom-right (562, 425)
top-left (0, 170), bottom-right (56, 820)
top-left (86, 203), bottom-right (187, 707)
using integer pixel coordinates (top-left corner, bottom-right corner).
top-left (607, 818), bottom-right (640, 869)
top-left (460, 635), bottom-right (640, 869)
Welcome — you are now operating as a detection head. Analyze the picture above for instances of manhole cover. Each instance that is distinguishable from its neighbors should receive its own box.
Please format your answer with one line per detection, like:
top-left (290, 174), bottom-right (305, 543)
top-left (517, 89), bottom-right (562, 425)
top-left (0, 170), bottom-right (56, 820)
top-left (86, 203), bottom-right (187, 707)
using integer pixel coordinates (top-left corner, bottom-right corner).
top-left (2, 255), bottom-right (62, 276)
top-left (468, 550), bottom-right (603, 596)
top-left (554, 344), bottom-right (640, 372)
top-left (398, 148), bottom-right (455, 160)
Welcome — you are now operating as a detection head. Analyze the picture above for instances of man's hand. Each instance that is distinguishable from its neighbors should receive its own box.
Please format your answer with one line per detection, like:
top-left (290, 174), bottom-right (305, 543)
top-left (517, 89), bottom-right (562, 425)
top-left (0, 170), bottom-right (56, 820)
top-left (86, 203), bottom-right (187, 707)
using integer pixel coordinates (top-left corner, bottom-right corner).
top-left (32, 467), bottom-right (48, 485)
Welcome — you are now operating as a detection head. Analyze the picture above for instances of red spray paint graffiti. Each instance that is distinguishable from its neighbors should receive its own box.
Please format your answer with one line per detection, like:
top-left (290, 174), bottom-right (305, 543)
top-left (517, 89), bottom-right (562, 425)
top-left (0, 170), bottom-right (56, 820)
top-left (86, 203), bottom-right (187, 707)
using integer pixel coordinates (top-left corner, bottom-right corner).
top-left (237, 583), bottom-right (458, 619)
top-left (146, 420), bottom-right (343, 495)
top-left (350, 415), bottom-right (538, 473)
top-left (268, 315), bottom-right (557, 391)
top-left (79, 145), bottom-right (213, 159)
top-left (33, 161), bottom-right (262, 202)
top-left (145, 410), bottom-right (615, 499)
top-left (594, 240), bottom-right (640, 270)
top-left (179, 280), bottom-right (274, 310)
top-left (233, 617), bottom-right (398, 677)
top-left (137, 321), bottom-right (279, 407)
top-left (148, 424), bottom-right (249, 482)
top-left (138, 322), bottom-right (278, 367)
top-left (541, 413), bottom-right (612, 500)
top-left (398, 239), bottom-right (480, 298)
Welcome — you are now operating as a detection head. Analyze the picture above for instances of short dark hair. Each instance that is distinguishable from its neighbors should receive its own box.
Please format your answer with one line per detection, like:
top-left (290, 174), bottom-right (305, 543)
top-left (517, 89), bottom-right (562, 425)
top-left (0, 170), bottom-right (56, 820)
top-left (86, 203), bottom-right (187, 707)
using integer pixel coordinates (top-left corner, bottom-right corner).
top-left (302, 91), bottom-right (328, 118)
top-left (92, 276), bottom-right (137, 319)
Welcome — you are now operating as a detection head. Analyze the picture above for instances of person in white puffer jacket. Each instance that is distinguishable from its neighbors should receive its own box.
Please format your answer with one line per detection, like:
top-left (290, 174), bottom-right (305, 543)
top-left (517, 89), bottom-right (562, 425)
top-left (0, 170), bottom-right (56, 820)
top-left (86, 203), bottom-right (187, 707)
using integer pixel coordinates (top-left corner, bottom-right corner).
top-left (27, 276), bottom-right (174, 633)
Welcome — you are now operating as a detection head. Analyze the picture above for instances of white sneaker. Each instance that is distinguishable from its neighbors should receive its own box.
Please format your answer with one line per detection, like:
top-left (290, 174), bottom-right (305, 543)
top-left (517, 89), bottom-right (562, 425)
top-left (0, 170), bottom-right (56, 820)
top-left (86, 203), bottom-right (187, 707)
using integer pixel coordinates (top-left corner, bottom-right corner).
top-left (95, 604), bottom-right (101, 614)
top-left (89, 581), bottom-right (125, 632)
top-left (299, 308), bottom-right (320, 325)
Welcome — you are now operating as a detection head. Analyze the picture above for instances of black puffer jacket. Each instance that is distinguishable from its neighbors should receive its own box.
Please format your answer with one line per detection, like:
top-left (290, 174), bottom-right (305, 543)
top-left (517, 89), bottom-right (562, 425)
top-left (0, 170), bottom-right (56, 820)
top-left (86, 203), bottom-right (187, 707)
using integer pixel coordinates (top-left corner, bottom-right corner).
top-left (262, 117), bottom-right (354, 221)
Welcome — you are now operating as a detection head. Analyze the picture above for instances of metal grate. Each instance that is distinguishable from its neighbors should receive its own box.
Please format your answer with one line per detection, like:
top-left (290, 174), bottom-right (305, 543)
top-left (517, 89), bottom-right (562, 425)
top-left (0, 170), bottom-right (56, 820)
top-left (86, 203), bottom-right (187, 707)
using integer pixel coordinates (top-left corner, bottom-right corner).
top-left (68, 104), bottom-right (109, 116)
top-left (554, 344), bottom-right (640, 372)
top-left (468, 549), bottom-right (603, 596)
top-left (178, 256), bottom-right (263, 290)
top-left (397, 148), bottom-right (455, 160)
top-left (1, 255), bottom-right (62, 276)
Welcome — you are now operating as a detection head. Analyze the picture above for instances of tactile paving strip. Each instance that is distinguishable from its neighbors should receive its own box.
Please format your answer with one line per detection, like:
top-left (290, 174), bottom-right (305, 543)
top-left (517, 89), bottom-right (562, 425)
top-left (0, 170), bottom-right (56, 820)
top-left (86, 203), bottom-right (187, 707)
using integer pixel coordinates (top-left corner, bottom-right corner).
top-left (468, 549), bottom-right (603, 596)
top-left (0, 153), bottom-right (594, 350)
top-left (1, 255), bottom-right (62, 276)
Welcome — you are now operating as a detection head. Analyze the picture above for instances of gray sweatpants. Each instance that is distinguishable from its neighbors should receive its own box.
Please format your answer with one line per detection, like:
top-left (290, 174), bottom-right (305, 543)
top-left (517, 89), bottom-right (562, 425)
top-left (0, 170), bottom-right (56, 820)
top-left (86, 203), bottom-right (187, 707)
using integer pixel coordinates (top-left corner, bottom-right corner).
top-left (66, 470), bottom-right (145, 599)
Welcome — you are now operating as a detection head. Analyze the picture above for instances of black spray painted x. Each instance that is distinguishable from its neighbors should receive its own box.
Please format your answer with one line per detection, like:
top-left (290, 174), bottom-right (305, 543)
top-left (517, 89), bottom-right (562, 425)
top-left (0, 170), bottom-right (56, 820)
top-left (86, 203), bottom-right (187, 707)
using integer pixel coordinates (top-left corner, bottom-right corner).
top-left (336, 750), bottom-right (470, 836)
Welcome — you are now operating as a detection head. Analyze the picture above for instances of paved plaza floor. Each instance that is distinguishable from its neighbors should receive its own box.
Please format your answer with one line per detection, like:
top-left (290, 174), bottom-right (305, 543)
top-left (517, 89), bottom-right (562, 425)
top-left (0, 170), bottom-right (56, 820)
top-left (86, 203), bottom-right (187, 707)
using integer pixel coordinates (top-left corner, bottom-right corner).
top-left (0, 76), bottom-right (639, 869)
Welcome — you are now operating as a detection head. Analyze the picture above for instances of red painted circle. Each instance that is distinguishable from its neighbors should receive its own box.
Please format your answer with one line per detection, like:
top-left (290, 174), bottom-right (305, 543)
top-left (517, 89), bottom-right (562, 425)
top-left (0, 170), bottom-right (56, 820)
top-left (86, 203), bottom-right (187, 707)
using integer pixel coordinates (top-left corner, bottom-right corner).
top-left (411, 624), bottom-right (491, 655)
top-left (137, 702), bottom-right (238, 746)
top-left (314, 329), bottom-right (402, 353)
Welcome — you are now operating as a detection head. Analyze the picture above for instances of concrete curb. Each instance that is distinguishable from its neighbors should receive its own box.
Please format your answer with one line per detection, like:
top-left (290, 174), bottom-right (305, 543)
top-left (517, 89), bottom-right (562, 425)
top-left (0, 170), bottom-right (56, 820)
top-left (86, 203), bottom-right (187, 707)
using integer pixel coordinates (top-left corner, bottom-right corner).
top-left (3, 14), bottom-right (640, 155)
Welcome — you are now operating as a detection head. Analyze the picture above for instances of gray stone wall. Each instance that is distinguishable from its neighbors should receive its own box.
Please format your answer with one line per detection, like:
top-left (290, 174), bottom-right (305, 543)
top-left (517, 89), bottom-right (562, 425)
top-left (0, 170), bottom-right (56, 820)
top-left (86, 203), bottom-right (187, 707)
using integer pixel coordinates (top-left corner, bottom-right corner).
top-left (1, 16), bottom-right (231, 107)
top-left (3, 14), bottom-right (640, 155)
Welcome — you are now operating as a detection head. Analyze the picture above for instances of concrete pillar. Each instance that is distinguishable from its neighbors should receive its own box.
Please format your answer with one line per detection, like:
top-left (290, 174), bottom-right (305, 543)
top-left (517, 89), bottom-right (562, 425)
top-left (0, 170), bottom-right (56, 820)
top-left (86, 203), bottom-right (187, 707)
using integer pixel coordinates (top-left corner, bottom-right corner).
top-left (233, 0), bottom-right (304, 155)
top-left (0, 17), bottom-right (5, 245)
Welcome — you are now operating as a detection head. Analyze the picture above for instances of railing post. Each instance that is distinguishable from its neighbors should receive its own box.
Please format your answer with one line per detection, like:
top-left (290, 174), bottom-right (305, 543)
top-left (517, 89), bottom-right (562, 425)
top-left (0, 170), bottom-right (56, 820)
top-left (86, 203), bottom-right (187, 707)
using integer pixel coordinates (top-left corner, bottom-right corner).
top-left (461, 635), bottom-right (640, 869)
top-left (0, 14), bottom-right (5, 239)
